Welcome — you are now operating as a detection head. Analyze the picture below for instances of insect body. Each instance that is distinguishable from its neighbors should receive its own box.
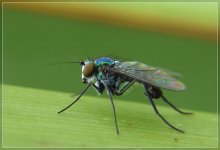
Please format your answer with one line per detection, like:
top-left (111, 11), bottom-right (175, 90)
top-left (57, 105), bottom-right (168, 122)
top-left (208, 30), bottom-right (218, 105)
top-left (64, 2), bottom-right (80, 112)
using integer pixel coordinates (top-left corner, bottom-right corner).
top-left (58, 57), bottom-right (192, 134)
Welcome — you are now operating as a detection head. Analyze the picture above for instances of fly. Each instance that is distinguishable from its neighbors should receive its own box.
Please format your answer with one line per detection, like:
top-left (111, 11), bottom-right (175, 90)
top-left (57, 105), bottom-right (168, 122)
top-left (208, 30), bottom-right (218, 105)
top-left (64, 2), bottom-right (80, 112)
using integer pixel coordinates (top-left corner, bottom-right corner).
top-left (55, 57), bottom-right (192, 134)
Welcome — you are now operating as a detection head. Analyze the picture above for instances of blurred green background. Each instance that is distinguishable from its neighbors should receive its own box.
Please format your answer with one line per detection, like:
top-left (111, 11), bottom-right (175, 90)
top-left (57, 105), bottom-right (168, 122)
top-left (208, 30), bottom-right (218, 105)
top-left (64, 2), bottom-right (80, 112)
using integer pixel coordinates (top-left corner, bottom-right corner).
top-left (3, 3), bottom-right (217, 112)
top-left (2, 2), bottom-right (218, 147)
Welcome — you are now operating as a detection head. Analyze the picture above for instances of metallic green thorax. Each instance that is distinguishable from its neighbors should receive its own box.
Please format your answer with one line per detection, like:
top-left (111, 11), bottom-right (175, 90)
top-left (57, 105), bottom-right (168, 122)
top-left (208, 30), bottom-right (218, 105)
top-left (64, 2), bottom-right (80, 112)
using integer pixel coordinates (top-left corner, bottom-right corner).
top-left (95, 57), bottom-right (115, 80)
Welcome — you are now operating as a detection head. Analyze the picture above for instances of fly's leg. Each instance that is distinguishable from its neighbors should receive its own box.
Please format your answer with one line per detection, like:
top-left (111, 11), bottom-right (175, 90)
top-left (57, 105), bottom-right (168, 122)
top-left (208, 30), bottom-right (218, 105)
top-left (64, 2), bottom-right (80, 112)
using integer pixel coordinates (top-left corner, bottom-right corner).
top-left (144, 85), bottom-right (184, 133)
top-left (102, 81), bottom-right (120, 135)
top-left (58, 82), bottom-right (91, 114)
top-left (92, 81), bottom-right (104, 94)
top-left (115, 80), bottom-right (135, 96)
top-left (161, 96), bottom-right (193, 115)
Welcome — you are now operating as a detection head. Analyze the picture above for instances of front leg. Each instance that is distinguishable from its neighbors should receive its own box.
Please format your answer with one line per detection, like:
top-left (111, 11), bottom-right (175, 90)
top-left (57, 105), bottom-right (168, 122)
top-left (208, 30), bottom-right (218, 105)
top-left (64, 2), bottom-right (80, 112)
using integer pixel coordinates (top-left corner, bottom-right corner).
top-left (92, 80), bottom-right (104, 94)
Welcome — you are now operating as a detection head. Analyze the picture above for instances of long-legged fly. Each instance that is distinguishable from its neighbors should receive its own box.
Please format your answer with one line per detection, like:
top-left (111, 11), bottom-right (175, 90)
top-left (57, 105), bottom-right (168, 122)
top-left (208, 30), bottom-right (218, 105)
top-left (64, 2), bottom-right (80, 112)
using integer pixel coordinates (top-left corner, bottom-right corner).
top-left (55, 57), bottom-right (192, 134)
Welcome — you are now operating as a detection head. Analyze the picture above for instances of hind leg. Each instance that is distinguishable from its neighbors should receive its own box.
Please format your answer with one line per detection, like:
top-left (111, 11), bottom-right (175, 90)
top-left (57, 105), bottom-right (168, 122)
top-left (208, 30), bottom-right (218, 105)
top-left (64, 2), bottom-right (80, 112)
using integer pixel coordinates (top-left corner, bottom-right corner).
top-left (161, 96), bottom-right (193, 115)
top-left (144, 85), bottom-right (184, 133)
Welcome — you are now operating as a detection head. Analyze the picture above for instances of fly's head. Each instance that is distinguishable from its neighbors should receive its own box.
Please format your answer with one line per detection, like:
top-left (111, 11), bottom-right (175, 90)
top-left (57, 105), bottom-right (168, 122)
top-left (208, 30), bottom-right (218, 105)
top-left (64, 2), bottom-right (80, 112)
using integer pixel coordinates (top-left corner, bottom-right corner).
top-left (81, 60), bottom-right (97, 83)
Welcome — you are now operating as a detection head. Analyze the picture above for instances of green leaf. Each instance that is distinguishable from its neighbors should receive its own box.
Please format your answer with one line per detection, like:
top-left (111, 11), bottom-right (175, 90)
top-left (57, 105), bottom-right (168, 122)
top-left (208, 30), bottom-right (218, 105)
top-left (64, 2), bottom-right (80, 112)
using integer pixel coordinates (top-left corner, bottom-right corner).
top-left (3, 84), bottom-right (217, 148)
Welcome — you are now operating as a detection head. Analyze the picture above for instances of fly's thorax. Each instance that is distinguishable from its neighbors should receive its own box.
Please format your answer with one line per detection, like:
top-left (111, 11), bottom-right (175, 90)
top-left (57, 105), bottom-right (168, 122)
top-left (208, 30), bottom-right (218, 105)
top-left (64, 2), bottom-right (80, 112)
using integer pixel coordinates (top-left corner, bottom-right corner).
top-left (97, 72), bottom-right (104, 80)
top-left (96, 64), bottom-right (113, 80)
top-left (95, 57), bottom-right (114, 67)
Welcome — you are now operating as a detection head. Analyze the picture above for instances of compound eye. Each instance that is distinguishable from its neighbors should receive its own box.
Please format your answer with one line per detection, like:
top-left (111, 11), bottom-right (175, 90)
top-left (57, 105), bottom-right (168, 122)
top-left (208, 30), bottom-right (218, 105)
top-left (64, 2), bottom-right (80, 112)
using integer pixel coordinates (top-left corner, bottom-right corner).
top-left (83, 62), bottom-right (95, 78)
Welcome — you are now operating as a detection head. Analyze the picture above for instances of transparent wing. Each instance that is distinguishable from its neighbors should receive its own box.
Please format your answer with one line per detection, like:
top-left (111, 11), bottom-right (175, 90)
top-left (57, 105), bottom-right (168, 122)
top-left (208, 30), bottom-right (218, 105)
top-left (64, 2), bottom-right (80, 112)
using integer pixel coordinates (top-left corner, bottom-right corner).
top-left (155, 67), bottom-right (182, 78)
top-left (111, 61), bottom-right (185, 90)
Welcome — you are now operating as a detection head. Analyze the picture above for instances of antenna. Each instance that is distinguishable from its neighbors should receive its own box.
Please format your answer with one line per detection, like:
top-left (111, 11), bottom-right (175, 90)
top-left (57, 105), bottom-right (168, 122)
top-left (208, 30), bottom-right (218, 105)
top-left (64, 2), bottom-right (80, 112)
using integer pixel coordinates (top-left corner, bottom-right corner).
top-left (49, 61), bottom-right (85, 66)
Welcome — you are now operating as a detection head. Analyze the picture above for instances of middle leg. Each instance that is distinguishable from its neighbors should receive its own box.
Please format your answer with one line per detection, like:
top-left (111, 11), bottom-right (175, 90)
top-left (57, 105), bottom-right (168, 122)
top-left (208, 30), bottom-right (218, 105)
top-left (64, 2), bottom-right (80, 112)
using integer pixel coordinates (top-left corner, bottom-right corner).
top-left (115, 80), bottom-right (135, 96)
